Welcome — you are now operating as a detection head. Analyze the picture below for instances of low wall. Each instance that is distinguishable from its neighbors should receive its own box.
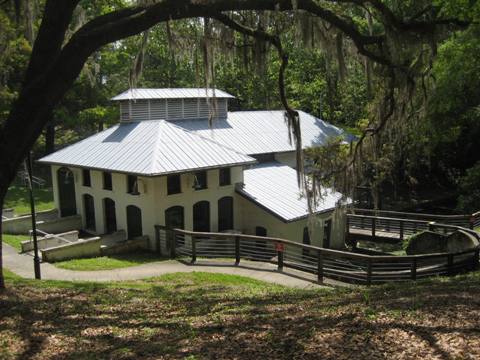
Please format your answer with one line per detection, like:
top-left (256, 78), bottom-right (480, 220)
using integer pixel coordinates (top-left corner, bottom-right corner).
top-left (100, 230), bottom-right (127, 247)
top-left (101, 236), bottom-right (149, 256)
top-left (2, 209), bottom-right (14, 219)
top-left (2, 214), bottom-right (81, 235)
top-left (21, 230), bottom-right (79, 252)
top-left (41, 237), bottom-right (101, 263)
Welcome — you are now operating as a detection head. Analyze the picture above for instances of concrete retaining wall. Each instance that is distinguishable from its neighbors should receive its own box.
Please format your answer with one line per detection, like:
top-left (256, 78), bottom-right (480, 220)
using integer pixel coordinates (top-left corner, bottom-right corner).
top-left (2, 214), bottom-right (81, 235)
top-left (101, 236), bottom-right (149, 256)
top-left (21, 230), bottom-right (79, 252)
top-left (41, 237), bottom-right (101, 262)
top-left (100, 230), bottom-right (127, 247)
top-left (2, 209), bottom-right (14, 219)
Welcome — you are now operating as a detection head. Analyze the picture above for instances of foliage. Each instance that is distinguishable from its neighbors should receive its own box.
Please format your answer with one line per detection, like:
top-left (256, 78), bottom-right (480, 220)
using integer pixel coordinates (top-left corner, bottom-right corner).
top-left (1, 270), bottom-right (480, 358)
top-left (456, 162), bottom-right (480, 213)
top-left (54, 252), bottom-right (167, 271)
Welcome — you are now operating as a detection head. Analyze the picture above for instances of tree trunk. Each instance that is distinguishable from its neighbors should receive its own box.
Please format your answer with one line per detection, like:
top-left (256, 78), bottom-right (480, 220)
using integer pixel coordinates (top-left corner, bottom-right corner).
top-left (44, 120), bottom-right (55, 154)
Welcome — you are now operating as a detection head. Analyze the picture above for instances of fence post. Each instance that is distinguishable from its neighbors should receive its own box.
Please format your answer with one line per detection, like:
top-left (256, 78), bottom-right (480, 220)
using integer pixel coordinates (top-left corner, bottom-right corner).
top-left (317, 249), bottom-right (324, 284)
top-left (371, 217), bottom-right (376, 240)
top-left (235, 236), bottom-right (240, 265)
top-left (399, 221), bottom-right (404, 241)
top-left (277, 244), bottom-right (284, 271)
top-left (411, 257), bottom-right (417, 281)
top-left (447, 253), bottom-right (454, 276)
top-left (366, 258), bottom-right (372, 286)
top-left (191, 235), bottom-right (196, 264)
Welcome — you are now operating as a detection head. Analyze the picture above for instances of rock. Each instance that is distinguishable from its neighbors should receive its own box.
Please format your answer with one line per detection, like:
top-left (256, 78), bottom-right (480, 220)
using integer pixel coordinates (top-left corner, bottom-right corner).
top-left (446, 230), bottom-right (479, 253)
top-left (405, 231), bottom-right (447, 255)
top-left (405, 230), bottom-right (479, 255)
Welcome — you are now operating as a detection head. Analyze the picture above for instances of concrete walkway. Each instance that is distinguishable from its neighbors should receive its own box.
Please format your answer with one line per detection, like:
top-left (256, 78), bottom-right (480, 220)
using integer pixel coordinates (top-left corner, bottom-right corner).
top-left (2, 243), bottom-right (335, 289)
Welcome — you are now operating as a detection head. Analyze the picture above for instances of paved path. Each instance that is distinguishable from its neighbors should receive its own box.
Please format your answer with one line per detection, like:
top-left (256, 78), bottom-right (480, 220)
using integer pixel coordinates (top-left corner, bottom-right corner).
top-left (3, 243), bottom-right (337, 289)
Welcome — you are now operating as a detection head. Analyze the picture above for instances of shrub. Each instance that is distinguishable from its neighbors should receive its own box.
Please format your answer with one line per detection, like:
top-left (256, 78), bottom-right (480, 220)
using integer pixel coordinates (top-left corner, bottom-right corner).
top-left (457, 162), bottom-right (480, 213)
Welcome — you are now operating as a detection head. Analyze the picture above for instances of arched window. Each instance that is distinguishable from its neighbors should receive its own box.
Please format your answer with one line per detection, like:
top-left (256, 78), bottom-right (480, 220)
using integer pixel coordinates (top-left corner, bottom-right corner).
top-left (103, 198), bottom-right (117, 234)
top-left (83, 194), bottom-right (96, 231)
top-left (165, 206), bottom-right (185, 247)
top-left (218, 196), bottom-right (233, 232)
top-left (126, 205), bottom-right (142, 239)
top-left (57, 167), bottom-right (76, 217)
top-left (193, 201), bottom-right (210, 232)
top-left (302, 227), bottom-right (310, 257)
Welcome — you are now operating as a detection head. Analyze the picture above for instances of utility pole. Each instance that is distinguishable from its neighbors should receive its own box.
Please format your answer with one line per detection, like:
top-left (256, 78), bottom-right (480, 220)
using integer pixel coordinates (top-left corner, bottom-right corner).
top-left (25, 153), bottom-right (41, 279)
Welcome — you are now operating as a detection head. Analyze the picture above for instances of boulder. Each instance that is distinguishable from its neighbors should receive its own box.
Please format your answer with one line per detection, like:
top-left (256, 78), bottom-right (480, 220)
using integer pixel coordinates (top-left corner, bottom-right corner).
top-left (405, 231), bottom-right (447, 255)
top-left (446, 230), bottom-right (479, 253)
top-left (405, 230), bottom-right (479, 255)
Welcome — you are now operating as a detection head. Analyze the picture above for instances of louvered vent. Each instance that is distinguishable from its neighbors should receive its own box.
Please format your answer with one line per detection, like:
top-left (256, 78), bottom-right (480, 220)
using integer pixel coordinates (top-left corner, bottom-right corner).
top-left (130, 100), bottom-right (149, 121)
top-left (167, 99), bottom-right (183, 120)
top-left (150, 99), bottom-right (166, 120)
top-left (198, 99), bottom-right (210, 119)
top-left (120, 102), bottom-right (130, 122)
top-left (183, 99), bottom-right (198, 118)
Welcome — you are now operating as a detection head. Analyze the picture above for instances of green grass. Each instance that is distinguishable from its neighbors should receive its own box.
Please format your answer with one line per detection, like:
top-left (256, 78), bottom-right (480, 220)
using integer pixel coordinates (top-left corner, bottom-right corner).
top-left (2, 234), bottom-right (29, 251)
top-left (1, 269), bottom-right (479, 359)
top-left (4, 185), bottom-right (54, 215)
top-left (53, 252), bottom-right (168, 271)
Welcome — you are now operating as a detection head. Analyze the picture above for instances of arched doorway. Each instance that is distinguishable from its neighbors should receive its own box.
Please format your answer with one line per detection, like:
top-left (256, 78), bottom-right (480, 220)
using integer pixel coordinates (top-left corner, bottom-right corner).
top-left (83, 194), bottom-right (96, 231)
top-left (103, 198), bottom-right (117, 234)
top-left (57, 167), bottom-right (76, 217)
top-left (126, 205), bottom-right (143, 239)
top-left (165, 206), bottom-right (184, 247)
top-left (218, 196), bottom-right (233, 231)
top-left (193, 201), bottom-right (210, 232)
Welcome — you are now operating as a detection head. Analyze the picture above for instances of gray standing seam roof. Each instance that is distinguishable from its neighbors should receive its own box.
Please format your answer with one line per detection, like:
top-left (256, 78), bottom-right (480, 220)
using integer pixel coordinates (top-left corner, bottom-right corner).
top-left (237, 162), bottom-right (344, 222)
top-left (175, 110), bottom-right (351, 155)
top-left (38, 120), bottom-right (256, 175)
top-left (112, 88), bottom-right (235, 101)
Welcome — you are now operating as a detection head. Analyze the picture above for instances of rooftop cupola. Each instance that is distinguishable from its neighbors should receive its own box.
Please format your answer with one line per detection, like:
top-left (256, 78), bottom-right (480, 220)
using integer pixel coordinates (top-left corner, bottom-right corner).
top-left (112, 88), bottom-right (234, 122)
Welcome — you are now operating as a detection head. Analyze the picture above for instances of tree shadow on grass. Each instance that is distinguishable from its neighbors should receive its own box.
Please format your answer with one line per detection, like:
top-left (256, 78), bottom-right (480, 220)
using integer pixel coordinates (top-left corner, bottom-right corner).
top-left (1, 272), bottom-right (480, 359)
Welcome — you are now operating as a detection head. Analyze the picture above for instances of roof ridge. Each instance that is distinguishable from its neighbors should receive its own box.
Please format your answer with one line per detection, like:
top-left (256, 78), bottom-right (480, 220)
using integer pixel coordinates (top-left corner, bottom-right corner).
top-left (164, 120), bottom-right (256, 159)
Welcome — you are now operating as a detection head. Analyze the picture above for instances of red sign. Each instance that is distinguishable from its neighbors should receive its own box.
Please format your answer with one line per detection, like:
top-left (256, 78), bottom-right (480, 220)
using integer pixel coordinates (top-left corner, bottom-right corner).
top-left (275, 242), bottom-right (285, 252)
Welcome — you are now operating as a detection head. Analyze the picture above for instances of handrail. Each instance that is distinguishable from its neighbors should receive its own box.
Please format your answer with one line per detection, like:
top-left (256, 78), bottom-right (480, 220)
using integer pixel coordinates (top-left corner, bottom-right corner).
top-left (30, 229), bottom-right (76, 244)
top-left (154, 223), bottom-right (480, 285)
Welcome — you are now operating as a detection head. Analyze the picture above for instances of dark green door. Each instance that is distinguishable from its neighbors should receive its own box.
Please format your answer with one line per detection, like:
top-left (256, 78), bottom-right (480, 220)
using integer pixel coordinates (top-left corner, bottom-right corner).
top-left (57, 167), bottom-right (76, 217)
top-left (127, 205), bottom-right (142, 239)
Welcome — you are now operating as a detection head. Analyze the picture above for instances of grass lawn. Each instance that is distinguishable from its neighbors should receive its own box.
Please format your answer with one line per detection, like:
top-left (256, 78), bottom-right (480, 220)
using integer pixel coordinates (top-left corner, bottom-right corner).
top-left (1, 269), bottom-right (480, 359)
top-left (2, 234), bottom-right (30, 251)
top-left (4, 185), bottom-right (54, 215)
top-left (54, 252), bottom-right (167, 271)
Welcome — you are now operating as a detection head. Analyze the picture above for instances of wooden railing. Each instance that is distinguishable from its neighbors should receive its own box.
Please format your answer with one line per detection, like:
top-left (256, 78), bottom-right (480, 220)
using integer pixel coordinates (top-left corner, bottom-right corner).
top-left (154, 224), bottom-right (480, 285)
top-left (351, 208), bottom-right (480, 229)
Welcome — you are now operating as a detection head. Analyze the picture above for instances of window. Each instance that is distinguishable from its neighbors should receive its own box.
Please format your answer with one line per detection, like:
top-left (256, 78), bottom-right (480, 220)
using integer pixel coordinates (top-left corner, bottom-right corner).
top-left (127, 175), bottom-right (139, 195)
top-left (82, 169), bottom-right (91, 187)
top-left (219, 168), bottom-right (231, 186)
top-left (303, 227), bottom-right (311, 257)
top-left (193, 171), bottom-right (207, 190)
top-left (103, 172), bottom-right (112, 190)
top-left (193, 201), bottom-right (210, 232)
top-left (323, 219), bottom-right (332, 248)
top-left (167, 174), bottom-right (181, 195)
top-left (218, 196), bottom-right (234, 231)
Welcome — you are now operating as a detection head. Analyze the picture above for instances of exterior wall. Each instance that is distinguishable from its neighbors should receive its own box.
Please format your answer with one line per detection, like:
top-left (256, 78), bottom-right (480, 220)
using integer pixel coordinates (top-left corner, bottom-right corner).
top-left (274, 152), bottom-right (298, 169)
top-left (238, 196), bottom-right (346, 249)
top-left (152, 166), bottom-right (243, 235)
top-left (51, 165), bottom-right (243, 250)
top-left (120, 98), bottom-right (228, 122)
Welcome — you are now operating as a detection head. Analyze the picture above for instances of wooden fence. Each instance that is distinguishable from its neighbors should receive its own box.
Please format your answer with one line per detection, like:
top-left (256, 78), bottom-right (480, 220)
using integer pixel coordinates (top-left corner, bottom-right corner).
top-left (155, 224), bottom-right (480, 285)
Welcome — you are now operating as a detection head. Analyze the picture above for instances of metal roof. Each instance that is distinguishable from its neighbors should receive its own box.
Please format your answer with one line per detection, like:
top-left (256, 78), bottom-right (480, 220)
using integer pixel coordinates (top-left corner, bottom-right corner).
top-left (38, 120), bottom-right (255, 176)
top-left (175, 110), bottom-right (351, 155)
top-left (112, 88), bottom-right (235, 101)
top-left (236, 162), bottom-right (343, 222)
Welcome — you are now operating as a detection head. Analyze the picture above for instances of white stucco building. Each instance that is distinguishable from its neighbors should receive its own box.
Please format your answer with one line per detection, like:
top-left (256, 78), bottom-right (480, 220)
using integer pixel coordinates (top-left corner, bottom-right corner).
top-left (38, 88), bottom-right (349, 251)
